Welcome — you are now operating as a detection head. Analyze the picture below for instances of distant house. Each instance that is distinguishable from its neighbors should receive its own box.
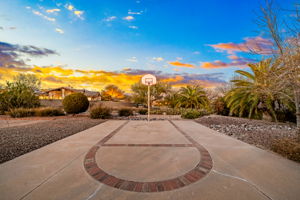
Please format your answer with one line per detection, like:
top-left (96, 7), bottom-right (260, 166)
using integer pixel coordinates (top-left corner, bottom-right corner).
top-left (39, 87), bottom-right (101, 100)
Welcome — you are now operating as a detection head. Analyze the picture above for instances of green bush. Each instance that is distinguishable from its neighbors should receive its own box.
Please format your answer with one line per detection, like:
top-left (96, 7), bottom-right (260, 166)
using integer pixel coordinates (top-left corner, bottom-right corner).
top-left (35, 108), bottom-right (65, 117)
top-left (165, 108), bottom-right (182, 115)
top-left (119, 108), bottom-right (133, 117)
top-left (90, 105), bottom-right (111, 119)
top-left (0, 94), bottom-right (6, 115)
top-left (275, 110), bottom-right (296, 123)
top-left (271, 138), bottom-right (300, 162)
top-left (139, 108), bottom-right (197, 115)
top-left (213, 97), bottom-right (230, 116)
top-left (62, 93), bottom-right (89, 114)
top-left (138, 109), bottom-right (147, 115)
top-left (8, 107), bottom-right (65, 118)
top-left (150, 109), bottom-right (165, 114)
top-left (9, 108), bottom-right (35, 118)
top-left (181, 109), bottom-right (201, 119)
top-left (0, 82), bottom-right (40, 114)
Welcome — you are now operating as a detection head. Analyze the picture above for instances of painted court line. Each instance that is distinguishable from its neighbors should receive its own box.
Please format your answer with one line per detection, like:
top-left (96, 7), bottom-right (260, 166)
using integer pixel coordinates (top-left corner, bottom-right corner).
top-left (83, 120), bottom-right (213, 192)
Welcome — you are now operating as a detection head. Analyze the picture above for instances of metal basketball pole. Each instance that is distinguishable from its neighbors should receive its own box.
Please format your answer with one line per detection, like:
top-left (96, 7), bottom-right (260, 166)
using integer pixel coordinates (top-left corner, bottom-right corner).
top-left (148, 83), bottom-right (150, 122)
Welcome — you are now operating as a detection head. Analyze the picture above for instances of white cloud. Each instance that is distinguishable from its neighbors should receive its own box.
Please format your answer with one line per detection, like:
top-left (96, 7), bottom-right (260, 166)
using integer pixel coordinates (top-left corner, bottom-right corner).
top-left (129, 25), bottom-right (138, 29)
top-left (193, 51), bottom-right (200, 55)
top-left (128, 10), bottom-right (143, 15)
top-left (32, 10), bottom-right (56, 22)
top-left (153, 57), bottom-right (164, 62)
top-left (0, 26), bottom-right (17, 30)
top-left (74, 10), bottom-right (84, 19)
top-left (176, 57), bottom-right (183, 60)
top-left (46, 8), bottom-right (60, 13)
top-left (55, 28), bottom-right (64, 34)
top-left (44, 16), bottom-right (56, 22)
top-left (126, 57), bottom-right (138, 62)
top-left (104, 16), bottom-right (117, 22)
top-left (123, 16), bottom-right (134, 21)
top-left (66, 4), bottom-right (74, 11)
top-left (65, 4), bottom-right (84, 20)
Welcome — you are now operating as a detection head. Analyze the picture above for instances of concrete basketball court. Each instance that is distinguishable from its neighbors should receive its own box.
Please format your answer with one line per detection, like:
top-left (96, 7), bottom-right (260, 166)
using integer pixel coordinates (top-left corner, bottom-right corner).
top-left (0, 120), bottom-right (299, 200)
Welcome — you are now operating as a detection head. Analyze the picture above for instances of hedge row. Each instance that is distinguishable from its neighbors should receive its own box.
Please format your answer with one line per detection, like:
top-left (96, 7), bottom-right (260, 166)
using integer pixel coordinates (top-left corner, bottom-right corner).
top-left (8, 107), bottom-right (65, 118)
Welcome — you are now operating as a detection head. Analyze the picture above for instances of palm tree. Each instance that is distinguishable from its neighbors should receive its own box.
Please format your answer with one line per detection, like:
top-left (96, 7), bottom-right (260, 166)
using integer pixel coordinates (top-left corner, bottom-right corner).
top-left (131, 82), bottom-right (171, 106)
top-left (164, 90), bottom-right (179, 108)
top-left (225, 59), bottom-right (279, 120)
top-left (176, 85), bottom-right (209, 109)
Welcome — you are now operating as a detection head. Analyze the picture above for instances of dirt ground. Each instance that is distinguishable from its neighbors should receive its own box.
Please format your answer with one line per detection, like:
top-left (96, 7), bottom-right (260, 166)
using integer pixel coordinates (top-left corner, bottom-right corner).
top-left (0, 117), bottom-right (105, 163)
top-left (196, 115), bottom-right (297, 150)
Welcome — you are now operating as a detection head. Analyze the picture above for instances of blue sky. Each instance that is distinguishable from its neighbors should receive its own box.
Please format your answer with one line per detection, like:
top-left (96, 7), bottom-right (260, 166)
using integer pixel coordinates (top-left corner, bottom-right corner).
top-left (0, 0), bottom-right (296, 90)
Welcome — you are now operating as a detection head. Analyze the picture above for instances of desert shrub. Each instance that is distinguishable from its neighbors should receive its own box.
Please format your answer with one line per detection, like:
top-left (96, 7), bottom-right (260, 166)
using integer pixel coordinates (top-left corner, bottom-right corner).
top-left (139, 108), bottom-right (201, 115)
top-left (213, 97), bottom-right (230, 116)
top-left (90, 105), bottom-right (111, 119)
top-left (9, 108), bottom-right (35, 118)
top-left (138, 109), bottom-right (147, 115)
top-left (8, 107), bottom-right (65, 118)
top-left (181, 109), bottom-right (201, 119)
top-left (151, 108), bottom-right (182, 115)
top-left (62, 93), bottom-right (89, 114)
top-left (271, 138), bottom-right (300, 162)
top-left (0, 82), bottom-right (40, 114)
top-left (150, 109), bottom-right (165, 114)
top-left (0, 94), bottom-right (6, 115)
top-left (275, 110), bottom-right (296, 123)
top-left (119, 108), bottom-right (133, 117)
top-left (165, 108), bottom-right (183, 115)
top-left (35, 107), bottom-right (65, 117)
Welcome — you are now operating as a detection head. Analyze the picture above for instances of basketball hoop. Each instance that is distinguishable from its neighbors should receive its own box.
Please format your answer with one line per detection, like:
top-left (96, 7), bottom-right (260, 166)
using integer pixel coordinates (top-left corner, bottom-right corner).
top-left (142, 74), bottom-right (157, 86)
top-left (141, 74), bottom-right (157, 122)
top-left (145, 78), bottom-right (153, 85)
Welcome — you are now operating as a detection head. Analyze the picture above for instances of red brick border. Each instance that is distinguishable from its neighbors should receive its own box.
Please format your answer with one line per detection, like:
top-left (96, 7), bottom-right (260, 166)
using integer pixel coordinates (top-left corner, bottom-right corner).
top-left (102, 143), bottom-right (194, 147)
top-left (84, 120), bottom-right (213, 192)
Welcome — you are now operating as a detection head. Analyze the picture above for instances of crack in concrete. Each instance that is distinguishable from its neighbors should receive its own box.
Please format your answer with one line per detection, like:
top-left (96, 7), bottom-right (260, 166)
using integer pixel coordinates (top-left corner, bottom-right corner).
top-left (190, 121), bottom-right (275, 200)
top-left (212, 169), bottom-right (273, 200)
top-left (18, 121), bottom-right (124, 200)
top-left (18, 152), bottom-right (84, 200)
top-left (84, 184), bottom-right (103, 200)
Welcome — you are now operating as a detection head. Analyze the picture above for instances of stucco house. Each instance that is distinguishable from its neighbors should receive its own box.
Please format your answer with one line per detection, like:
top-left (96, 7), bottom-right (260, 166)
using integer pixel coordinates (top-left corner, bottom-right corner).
top-left (39, 87), bottom-right (101, 100)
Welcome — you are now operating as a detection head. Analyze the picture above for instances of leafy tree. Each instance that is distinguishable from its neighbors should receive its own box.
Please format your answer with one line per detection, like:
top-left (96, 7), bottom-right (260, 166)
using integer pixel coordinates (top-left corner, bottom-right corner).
top-left (254, 0), bottom-right (300, 134)
top-left (13, 73), bottom-right (41, 91)
top-left (131, 81), bottom-right (171, 106)
top-left (0, 80), bottom-right (40, 113)
top-left (175, 85), bottom-right (209, 109)
top-left (101, 85), bottom-right (125, 101)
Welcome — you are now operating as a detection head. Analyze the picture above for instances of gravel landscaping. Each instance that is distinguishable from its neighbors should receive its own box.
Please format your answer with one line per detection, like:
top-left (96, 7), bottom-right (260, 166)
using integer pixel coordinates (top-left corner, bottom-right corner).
top-left (196, 115), bottom-right (297, 150)
top-left (0, 117), bottom-right (105, 163)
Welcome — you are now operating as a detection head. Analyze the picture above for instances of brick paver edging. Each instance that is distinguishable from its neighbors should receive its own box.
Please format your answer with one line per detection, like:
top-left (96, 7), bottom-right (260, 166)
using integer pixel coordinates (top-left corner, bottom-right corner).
top-left (84, 120), bottom-right (213, 192)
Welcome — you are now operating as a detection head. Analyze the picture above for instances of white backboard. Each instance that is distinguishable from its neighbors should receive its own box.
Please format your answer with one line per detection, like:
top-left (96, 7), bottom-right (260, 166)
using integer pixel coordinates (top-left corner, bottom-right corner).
top-left (141, 74), bottom-right (157, 85)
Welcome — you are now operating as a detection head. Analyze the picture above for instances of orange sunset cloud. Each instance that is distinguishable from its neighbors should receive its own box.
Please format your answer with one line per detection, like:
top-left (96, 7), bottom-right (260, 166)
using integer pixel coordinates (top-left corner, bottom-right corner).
top-left (0, 65), bottom-right (226, 92)
top-left (168, 61), bottom-right (195, 68)
top-left (200, 61), bottom-right (230, 69)
top-left (209, 37), bottom-right (274, 55)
